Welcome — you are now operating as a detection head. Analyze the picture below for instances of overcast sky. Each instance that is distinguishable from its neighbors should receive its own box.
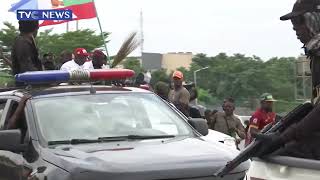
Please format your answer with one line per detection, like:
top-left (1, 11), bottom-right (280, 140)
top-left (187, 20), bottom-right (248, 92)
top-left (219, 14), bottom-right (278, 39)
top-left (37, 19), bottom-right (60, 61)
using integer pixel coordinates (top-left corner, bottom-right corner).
top-left (0, 0), bottom-right (302, 60)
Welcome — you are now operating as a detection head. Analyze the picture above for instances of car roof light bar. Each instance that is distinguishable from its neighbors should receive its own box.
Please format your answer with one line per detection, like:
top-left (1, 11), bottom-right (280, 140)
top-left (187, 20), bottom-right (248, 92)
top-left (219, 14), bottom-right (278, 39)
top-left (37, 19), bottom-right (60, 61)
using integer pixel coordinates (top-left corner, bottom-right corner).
top-left (15, 69), bottom-right (135, 84)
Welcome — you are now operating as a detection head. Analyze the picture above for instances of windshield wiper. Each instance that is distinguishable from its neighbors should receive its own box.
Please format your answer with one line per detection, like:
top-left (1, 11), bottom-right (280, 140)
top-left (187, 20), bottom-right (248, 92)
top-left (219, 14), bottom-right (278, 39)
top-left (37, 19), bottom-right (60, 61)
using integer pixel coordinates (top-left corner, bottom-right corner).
top-left (48, 135), bottom-right (176, 145)
top-left (98, 135), bottom-right (175, 141)
top-left (48, 139), bottom-right (100, 145)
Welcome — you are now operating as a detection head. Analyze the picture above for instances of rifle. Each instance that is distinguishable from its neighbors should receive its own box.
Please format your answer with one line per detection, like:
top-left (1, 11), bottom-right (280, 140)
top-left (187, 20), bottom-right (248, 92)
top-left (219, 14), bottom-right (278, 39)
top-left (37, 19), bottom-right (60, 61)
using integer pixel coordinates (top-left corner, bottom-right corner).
top-left (214, 102), bottom-right (313, 177)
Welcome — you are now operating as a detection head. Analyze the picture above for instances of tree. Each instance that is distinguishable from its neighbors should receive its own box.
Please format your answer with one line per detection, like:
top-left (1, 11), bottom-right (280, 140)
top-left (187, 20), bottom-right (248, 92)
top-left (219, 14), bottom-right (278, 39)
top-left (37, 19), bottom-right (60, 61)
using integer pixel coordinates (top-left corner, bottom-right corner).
top-left (122, 57), bottom-right (143, 76)
top-left (0, 22), bottom-right (19, 75)
top-left (150, 69), bottom-right (170, 87)
top-left (0, 22), bottom-right (19, 51)
top-left (175, 53), bottom-right (298, 112)
top-left (37, 29), bottom-right (110, 56)
top-left (0, 21), bottom-right (110, 58)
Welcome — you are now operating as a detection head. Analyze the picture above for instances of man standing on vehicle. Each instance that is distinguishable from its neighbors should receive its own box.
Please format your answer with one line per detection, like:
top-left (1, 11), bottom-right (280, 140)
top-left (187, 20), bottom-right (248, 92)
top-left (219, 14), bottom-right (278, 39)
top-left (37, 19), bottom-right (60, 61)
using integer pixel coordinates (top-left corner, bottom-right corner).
top-left (209, 98), bottom-right (246, 144)
top-left (60, 48), bottom-right (93, 71)
top-left (42, 53), bottom-right (56, 70)
top-left (92, 50), bottom-right (107, 69)
top-left (253, 0), bottom-right (320, 160)
top-left (245, 93), bottom-right (276, 146)
top-left (11, 20), bottom-right (42, 76)
top-left (56, 50), bottom-right (72, 70)
top-left (168, 71), bottom-right (190, 117)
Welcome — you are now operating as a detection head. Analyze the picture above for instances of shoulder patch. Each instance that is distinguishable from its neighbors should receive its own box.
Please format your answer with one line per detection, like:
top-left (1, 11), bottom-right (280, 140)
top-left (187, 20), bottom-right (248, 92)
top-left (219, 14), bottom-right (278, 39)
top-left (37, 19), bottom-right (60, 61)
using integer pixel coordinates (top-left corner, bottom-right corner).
top-left (252, 118), bottom-right (258, 124)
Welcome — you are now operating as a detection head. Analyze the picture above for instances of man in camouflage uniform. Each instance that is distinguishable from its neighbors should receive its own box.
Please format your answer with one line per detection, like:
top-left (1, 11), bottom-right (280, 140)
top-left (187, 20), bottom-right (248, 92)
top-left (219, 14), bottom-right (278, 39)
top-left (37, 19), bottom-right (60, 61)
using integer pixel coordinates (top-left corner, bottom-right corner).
top-left (255, 0), bottom-right (320, 160)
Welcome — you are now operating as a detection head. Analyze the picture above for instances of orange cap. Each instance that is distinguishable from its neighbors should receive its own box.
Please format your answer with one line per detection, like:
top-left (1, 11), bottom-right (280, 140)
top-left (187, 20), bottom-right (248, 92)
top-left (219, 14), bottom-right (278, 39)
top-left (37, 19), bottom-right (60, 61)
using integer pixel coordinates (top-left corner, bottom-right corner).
top-left (172, 71), bottom-right (183, 79)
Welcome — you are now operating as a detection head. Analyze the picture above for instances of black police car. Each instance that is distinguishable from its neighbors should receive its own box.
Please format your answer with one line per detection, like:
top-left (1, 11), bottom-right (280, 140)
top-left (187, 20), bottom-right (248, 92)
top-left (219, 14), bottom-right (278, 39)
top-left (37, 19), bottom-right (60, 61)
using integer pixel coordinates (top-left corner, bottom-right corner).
top-left (0, 70), bottom-right (250, 180)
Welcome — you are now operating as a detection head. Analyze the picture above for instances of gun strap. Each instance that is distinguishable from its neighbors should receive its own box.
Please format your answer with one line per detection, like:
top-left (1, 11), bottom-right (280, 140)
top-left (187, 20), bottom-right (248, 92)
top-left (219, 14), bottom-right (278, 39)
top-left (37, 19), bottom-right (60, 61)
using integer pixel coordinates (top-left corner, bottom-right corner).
top-left (223, 115), bottom-right (234, 137)
top-left (313, 86), bottom-right (320, 105)
top-left (223, 116), bottom-right (231, 131)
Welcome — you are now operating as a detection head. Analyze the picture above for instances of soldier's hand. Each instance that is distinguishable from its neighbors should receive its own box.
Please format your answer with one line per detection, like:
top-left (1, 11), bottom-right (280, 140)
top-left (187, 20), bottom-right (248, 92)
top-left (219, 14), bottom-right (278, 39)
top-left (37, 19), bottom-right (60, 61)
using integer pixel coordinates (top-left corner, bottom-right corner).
top-left (19, 94), bottom-right (32, 106)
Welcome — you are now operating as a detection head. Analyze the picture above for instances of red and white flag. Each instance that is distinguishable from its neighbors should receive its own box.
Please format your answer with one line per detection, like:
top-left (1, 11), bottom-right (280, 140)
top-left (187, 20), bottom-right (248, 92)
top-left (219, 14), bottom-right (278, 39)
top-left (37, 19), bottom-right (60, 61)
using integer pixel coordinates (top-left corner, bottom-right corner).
top-left (9, 0), bottom-right (97, 26)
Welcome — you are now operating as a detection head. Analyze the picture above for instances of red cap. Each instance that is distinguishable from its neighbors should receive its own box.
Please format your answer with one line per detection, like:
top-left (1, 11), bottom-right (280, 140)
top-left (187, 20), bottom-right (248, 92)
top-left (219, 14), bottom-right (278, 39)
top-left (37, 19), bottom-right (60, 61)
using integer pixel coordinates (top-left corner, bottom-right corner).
top-left (74, 48), bottom-right (89, 56)
top-left (93, 50), bottom-right (105, 58)
top-left (172, 71), bottom-right (183, 79)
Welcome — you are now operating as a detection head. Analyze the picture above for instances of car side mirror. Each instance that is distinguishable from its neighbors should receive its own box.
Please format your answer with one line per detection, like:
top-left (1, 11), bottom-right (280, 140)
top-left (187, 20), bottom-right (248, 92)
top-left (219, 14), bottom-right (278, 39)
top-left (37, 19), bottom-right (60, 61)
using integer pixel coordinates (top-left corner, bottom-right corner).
top-left (188, 118), bottom-right (209, 136)
top-left (0, 130), bottom-right (25, 152)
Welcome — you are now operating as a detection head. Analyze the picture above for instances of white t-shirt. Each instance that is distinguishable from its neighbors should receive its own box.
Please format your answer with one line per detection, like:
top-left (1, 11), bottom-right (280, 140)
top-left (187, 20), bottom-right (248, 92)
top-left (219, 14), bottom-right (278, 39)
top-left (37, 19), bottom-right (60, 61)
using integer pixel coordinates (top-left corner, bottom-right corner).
top-left (60, 60), bottom-right (94, 71)
top-left (83, 61), bottom-right (94, 70)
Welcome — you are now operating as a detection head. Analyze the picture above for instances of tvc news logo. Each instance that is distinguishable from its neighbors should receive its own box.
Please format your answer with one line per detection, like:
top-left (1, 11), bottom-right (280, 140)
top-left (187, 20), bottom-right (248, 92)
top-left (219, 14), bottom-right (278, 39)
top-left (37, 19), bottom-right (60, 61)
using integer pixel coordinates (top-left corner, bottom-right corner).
top-left (17, 10), bottom-right (72, 20)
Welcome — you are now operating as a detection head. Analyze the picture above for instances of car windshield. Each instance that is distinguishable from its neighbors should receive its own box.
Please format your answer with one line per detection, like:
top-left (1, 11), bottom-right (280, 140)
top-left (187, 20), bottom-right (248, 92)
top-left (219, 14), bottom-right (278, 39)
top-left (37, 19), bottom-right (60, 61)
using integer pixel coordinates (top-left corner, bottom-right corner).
top-left (32, 93), bottom-right (194, 142)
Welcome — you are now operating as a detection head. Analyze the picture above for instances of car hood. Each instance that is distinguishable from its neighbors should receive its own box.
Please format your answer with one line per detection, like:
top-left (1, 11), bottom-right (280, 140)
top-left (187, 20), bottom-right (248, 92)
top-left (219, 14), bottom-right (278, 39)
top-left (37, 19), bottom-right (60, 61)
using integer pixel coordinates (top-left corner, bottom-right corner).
top-left (41, 137), bottom-right (250, 179)
top-left (204, 129), bottom-right (234, 141)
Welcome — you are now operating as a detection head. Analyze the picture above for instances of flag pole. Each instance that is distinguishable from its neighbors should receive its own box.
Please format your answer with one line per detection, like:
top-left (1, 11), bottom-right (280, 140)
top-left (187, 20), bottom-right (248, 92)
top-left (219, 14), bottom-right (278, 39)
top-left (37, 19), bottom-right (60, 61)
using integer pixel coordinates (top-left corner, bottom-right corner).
top-left (66, 22), bottom-right (69, 32)
top-left (76, 20), bottom-right (79, 31)
top-left (92, 0), bottom-right (111, 63)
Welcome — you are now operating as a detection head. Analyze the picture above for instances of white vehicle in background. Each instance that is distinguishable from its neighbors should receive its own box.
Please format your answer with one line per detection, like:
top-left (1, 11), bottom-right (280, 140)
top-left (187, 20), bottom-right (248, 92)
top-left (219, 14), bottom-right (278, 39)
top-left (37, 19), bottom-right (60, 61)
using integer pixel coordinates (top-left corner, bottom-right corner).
top-left (247, 156), bottom-right (320, 180)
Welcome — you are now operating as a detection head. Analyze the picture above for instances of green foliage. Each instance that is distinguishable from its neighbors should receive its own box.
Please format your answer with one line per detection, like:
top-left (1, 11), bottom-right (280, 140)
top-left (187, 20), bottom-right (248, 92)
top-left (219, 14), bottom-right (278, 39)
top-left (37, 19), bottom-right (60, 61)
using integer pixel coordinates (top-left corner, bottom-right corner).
top-left (0, 22), bottom-right (19, 75)
top-left (0, 22), bottom-right (109, 58)
top-left (37, 29), bottom-right (110, 56)
top-left (150, 69), bottom-right (170, 87)
top-left (0, 22), bottom-right (110, 86)
top-left (122, 58), bottom-right (143, 76)
top-left (0, 72), bottom-right (14, 87)
top-left (198, 88), bottom-right (215, 104)
top-left (273, 100), bottom-right (301, 114)
top-left (0, 22), bottom-right (19, 51)
top-left (180, 53), bottom-right (298, 112)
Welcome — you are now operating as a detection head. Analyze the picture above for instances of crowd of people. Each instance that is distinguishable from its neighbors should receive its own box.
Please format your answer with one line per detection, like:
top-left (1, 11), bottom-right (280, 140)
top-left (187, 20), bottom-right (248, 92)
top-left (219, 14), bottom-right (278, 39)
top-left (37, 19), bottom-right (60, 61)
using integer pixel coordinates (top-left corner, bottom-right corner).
top-left (0, 20), bottom-right (109, 84)
top-left (151, 69), bottom-right (280, 150)
top-left (4, 0), bottom-right (320, 163)
top-left (3, 19), bottom-right (279, 150)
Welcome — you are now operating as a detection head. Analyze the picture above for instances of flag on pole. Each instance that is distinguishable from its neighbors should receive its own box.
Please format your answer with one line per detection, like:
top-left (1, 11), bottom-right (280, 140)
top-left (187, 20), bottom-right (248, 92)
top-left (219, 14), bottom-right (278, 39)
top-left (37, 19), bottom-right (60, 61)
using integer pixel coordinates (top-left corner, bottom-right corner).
top-left (9, 0), bottom-right (97, 27)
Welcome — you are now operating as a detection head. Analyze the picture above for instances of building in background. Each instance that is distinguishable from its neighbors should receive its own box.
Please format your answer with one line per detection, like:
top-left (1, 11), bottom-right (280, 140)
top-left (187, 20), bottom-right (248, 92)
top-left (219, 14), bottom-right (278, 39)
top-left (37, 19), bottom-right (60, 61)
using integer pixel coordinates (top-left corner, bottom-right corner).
top-left (141, 53), bottom-right (163, 71)
top-left (141, 52), bottom-right (193, 73)
top-left (162, 52), bottom-right (192, 73)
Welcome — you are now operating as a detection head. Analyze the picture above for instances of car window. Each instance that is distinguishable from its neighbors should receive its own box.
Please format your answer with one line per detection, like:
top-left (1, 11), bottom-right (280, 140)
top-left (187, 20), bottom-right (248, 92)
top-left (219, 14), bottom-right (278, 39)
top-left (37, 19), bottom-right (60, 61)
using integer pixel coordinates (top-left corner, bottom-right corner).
top-left (0, 100), bottom-right (6, 118)
top-left (32, 93), bottom-right (193, 142)
top-left (142, 100), bottom-right (179, 134)
top-left (0, 99), bottom-right (8, 129)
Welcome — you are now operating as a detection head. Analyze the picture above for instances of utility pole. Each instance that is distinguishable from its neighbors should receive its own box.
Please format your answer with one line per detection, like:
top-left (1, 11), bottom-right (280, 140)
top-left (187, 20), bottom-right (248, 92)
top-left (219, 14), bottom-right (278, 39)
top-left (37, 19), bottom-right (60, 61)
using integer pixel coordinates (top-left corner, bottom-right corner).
top-left (194, 67), bottom-right (209, 87)
top-left (76, 20), bottom-right (79, 31)
top-left (66, 22), bottom-right (69, 32)
top-left (140, 9), bottom-right (144, 56)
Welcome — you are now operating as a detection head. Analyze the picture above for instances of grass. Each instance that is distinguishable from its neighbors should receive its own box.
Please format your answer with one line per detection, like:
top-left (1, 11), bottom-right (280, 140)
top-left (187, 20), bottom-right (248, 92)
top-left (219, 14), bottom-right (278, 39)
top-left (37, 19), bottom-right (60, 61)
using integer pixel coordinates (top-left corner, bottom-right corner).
top-left (0, 72), bottom-right (14, 87)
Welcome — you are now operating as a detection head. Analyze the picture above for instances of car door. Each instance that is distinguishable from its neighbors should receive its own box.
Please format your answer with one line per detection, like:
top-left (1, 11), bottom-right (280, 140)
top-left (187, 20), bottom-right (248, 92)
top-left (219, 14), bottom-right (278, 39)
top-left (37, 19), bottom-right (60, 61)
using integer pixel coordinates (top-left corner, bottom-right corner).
top-left (0, 98), bottom-right (32, 180)
top-left (248, 156), bottom-right (320, 180)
